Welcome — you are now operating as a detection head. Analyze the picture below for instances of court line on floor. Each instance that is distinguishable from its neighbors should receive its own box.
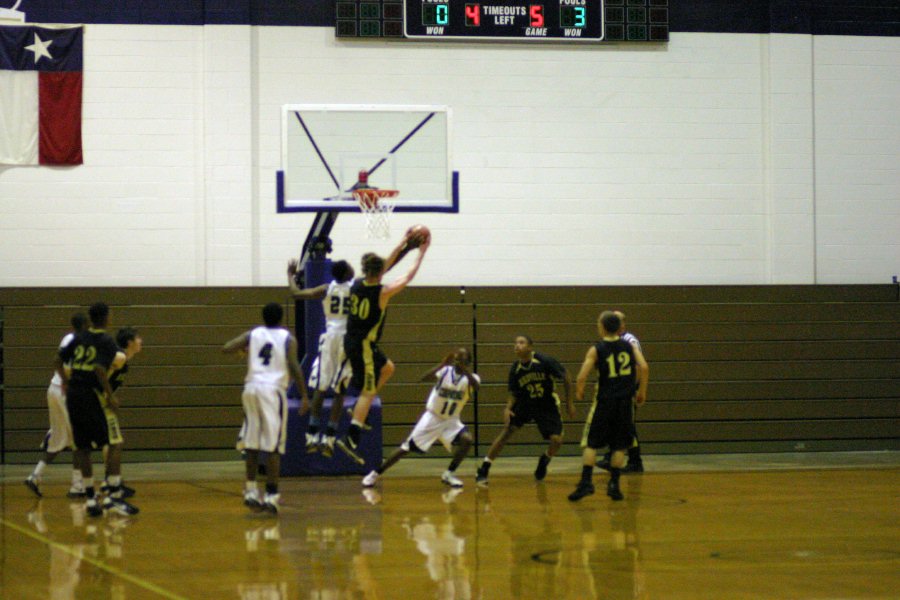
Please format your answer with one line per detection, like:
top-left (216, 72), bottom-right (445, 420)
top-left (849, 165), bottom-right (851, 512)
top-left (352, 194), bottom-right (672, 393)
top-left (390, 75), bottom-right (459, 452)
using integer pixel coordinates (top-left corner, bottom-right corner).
top-left (0, 517), bottom-right (190, 600)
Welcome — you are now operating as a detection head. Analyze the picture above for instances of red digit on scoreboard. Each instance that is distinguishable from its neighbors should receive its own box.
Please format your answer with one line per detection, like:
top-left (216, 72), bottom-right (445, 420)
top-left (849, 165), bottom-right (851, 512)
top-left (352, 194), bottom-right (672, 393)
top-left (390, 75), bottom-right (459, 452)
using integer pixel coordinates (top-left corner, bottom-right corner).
top-left (465, 3), bottom-right (480, 26)
top-left (529, 5), bottom-right (544, 27)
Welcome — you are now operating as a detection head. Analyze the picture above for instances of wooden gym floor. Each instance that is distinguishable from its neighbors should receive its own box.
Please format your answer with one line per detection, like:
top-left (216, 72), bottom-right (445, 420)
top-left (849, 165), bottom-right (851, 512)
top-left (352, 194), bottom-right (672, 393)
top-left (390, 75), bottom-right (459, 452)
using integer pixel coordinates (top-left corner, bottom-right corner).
top-left (1, 452), bottom-right (898, 599)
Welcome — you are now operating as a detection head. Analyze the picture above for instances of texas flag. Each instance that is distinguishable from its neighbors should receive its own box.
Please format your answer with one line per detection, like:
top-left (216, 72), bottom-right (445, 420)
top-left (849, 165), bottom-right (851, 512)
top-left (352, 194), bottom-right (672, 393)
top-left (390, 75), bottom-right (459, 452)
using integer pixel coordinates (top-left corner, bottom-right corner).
top-left (0, 24), bottom-right (83, 165)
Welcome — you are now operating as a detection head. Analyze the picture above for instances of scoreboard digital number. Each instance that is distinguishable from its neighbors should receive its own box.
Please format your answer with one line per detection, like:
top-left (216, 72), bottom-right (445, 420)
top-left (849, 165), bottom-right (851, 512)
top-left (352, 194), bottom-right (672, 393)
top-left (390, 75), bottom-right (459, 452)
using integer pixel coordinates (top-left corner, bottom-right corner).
top-left (406, 0), bottom-right (604, 40)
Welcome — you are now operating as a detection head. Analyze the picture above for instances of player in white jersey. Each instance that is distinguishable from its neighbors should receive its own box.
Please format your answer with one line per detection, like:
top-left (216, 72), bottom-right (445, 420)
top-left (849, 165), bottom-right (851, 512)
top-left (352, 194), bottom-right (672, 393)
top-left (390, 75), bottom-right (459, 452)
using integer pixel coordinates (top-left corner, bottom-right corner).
top-left (598, 310), bottom-right (647, 473)
top-left (224, 302), bottom-right (308, 514)
top-left (288, 258), bottom-right (355, 456)
top-left (362, 348), bottom-right (479, 489)
top-left (25, 313), bottom-right (90, 498)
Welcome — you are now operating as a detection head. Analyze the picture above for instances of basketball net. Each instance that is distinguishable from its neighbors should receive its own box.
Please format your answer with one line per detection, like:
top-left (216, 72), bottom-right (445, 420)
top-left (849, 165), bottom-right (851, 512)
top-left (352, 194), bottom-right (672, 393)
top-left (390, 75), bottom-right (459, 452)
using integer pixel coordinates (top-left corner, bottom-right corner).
top-left (354, 189), bottom-right (399, 239)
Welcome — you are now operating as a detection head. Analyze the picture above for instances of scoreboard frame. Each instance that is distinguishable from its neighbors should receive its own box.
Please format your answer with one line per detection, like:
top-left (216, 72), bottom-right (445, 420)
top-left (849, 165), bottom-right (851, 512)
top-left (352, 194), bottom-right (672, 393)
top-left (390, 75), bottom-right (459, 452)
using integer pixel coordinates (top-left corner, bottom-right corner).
top-left (404, 0), bottom-right (605, 42)
top-left (334, 0), bottom-right (669, 43)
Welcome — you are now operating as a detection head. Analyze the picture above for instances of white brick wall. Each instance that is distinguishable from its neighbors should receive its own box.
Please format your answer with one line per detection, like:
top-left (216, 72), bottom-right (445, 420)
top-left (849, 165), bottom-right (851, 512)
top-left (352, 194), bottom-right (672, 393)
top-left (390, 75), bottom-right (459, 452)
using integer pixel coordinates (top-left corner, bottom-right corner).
top-left (0, 27), bottom-right (897, 286)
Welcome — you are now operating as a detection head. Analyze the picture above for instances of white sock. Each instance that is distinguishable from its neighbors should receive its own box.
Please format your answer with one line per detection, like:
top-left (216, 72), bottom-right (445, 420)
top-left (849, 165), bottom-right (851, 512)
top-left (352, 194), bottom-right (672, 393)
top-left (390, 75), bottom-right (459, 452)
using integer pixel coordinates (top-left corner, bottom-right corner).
top-left (484, 457), bottom-right (493, 464)
top-left (245, 481), bottom-right (258, 493)
top-left (72, 470), bottom-right (83, 487)
top-left (107, 475), bottom-right (122, 487)
top-left (351, 419), bottom-right (365, 428)
top-left (33, 460), bottom-right (47, 478)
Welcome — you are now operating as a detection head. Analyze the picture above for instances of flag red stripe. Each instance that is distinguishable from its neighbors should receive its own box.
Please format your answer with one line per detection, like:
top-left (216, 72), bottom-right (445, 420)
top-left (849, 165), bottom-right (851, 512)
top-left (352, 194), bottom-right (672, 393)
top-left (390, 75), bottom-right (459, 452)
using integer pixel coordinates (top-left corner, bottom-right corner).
top-left (38, 71), bottom-right (83, 165)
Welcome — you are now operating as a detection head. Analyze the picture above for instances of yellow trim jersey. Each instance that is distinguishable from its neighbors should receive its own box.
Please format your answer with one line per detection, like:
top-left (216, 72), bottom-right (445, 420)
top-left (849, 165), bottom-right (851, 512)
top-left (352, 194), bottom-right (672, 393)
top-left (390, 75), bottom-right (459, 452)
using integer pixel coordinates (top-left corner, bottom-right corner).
top-left (346, 278), bottom-right (386, 343)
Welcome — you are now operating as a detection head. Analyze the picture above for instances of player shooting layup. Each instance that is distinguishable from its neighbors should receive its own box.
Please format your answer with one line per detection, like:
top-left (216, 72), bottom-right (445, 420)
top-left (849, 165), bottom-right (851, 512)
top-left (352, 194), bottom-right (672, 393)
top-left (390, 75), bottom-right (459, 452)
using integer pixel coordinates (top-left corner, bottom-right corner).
top-left (336, 228), bottom-right (430, 464)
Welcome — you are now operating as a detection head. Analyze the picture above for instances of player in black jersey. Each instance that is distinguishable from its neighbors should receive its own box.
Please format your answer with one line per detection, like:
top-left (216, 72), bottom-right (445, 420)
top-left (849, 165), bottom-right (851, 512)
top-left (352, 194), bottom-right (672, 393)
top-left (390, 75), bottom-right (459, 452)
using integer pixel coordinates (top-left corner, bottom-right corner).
top-left (336, 233), bottom-right (430, 464)
top-left (475, 335), bottom-right (574, 486)
top-left (569, 311), bottom-right (649, 502)
top-left (56, 302), bottom-right (120, 517)
top-left (98, 327), bottom-right (143, 511)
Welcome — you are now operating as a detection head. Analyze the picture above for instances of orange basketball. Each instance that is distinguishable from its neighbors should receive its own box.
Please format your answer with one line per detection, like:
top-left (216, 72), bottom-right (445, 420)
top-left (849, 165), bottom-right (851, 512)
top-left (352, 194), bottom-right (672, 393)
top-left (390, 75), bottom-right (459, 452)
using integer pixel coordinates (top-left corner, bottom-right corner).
top-left (406, 224), bottom-right (431, 247)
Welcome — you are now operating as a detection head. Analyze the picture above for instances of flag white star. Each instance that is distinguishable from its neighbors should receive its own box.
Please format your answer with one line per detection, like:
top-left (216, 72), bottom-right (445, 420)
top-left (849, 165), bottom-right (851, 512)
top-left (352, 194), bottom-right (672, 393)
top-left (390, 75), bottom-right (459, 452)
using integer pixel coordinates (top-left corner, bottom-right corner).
top-left (25, 33), bottom-right (54, 64)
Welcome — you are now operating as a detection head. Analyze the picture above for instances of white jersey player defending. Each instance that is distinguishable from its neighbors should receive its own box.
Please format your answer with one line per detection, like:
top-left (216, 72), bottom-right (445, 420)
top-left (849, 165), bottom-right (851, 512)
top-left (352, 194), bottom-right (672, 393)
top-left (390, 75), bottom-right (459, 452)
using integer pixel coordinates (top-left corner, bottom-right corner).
top-left (288, 258), bottom-right (355, 457)
top-left (363, 348), bottom-right (479, 489)
top-left (25, 313), bottom-right (90, 499)
top-left (224, 302), bottom-right (308, 514)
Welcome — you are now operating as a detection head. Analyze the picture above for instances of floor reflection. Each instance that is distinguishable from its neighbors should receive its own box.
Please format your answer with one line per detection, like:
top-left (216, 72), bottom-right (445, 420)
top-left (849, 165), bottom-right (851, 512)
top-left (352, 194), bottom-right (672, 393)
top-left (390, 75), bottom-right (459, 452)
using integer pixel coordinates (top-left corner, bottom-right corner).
top-left (25, 499), bottom-right (134, 600)
top-left (572, 476), bottom-right (645, 600)
top-left (274, 486), bottom-right (384, 599)
top-left (403, 487), bottom-right (473, 600)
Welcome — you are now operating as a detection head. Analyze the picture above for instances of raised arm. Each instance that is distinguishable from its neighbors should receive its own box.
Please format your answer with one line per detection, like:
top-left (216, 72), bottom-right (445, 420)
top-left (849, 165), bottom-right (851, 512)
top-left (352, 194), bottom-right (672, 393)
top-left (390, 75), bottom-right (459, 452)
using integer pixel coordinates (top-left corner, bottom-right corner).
top-left (456, 361), bottom-right (481, 392)
top-left (419, 351), bottom-right (455, 382)
top-left (383, 232), bottom-right (415, 274)
top-left (287, 260), bottom-right (329, 300)
top-left (380, 239), bottom-right (430, 307)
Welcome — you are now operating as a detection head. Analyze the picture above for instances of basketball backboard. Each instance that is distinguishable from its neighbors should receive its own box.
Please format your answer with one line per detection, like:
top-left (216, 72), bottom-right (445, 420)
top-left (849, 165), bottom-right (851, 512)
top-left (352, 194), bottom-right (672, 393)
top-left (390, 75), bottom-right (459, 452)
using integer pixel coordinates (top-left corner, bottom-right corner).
top-left (277, 104), bottom-right (457, 213)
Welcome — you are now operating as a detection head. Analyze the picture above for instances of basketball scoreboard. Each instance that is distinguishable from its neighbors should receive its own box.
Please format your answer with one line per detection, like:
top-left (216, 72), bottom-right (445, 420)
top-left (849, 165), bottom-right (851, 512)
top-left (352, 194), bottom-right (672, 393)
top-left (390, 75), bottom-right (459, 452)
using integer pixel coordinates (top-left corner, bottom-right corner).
top-left (336, 0), bottom-right (669, 42)
top-left (407, 0), bottom-right (604, 40)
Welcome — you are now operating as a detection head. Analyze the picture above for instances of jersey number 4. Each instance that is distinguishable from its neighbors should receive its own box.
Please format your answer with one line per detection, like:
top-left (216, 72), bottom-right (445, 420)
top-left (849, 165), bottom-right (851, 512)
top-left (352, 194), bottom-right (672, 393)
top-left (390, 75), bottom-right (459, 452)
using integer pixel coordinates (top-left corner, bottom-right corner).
top-left (605, 352), bottom-right (632, 378)
top-left (258, 343), bottom-right (273, 366)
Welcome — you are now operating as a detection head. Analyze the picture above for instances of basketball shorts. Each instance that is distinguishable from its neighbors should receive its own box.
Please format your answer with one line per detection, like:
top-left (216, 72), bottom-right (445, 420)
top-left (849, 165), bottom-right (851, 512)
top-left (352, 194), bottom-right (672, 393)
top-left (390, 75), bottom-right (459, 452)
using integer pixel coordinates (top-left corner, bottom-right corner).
top-left (308, 331), bottom-right (352, 393)
top-left (43, 382), bottom-right (74, 453)
top-left (510, 394), bottom-right (564, 440)
top-left (401, 411), bottom-right (467, 454)
top-left (581, 394), bottom-right (634, 451)
top-left (241, 382), bottom-right (289, 454)
top-left (345, 337), bottom-right (387, 395)
top-left (66, 387), bottom-right (110, 451)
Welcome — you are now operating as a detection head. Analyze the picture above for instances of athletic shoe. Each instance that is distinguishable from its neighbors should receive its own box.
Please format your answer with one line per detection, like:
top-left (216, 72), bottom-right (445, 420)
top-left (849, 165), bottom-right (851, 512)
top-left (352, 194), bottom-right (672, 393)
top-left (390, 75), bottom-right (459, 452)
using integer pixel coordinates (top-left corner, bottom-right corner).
top-left (103, 497), bottom-right (140, 516)
top-left (346, 409), bottom-right (372, 431)
top-left (244, 489), bottom-right (262, 510)
top-left (441, 470), bottom-right (464, 488)
top-left (85, 499), bottom-right (103, 518)
top-left (362, 470), bottom-right (379, 487)
top-left (606, 480), bottom-right (624, 501)
top-left (305, 433), bottom-right (319, 454)
top-left (534, 455), bottom-right (550, 481)
top-left (475, 464), bottom-right (489, 487)
top-left (336, 436), bottom-right (365, 465)
top-left (622, 461), bottom-right (644, 474)
top-left (24, 475), bottom-right (42, 498)
top-left (102, 482), bottom-right (137, 498)
top-left (567, 482), bottom-right (595, 502)
top-left (320, 435), bottom-right (335, 457)
top-left (262, 493), bottom-right (280, 515)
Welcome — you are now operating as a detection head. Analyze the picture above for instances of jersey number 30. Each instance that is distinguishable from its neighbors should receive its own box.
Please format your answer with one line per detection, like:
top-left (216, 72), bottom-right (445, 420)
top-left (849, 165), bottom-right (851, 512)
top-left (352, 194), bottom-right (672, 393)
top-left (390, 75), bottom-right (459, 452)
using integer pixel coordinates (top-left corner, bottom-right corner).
top-left (350, 295), bottom-right (371, 319)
